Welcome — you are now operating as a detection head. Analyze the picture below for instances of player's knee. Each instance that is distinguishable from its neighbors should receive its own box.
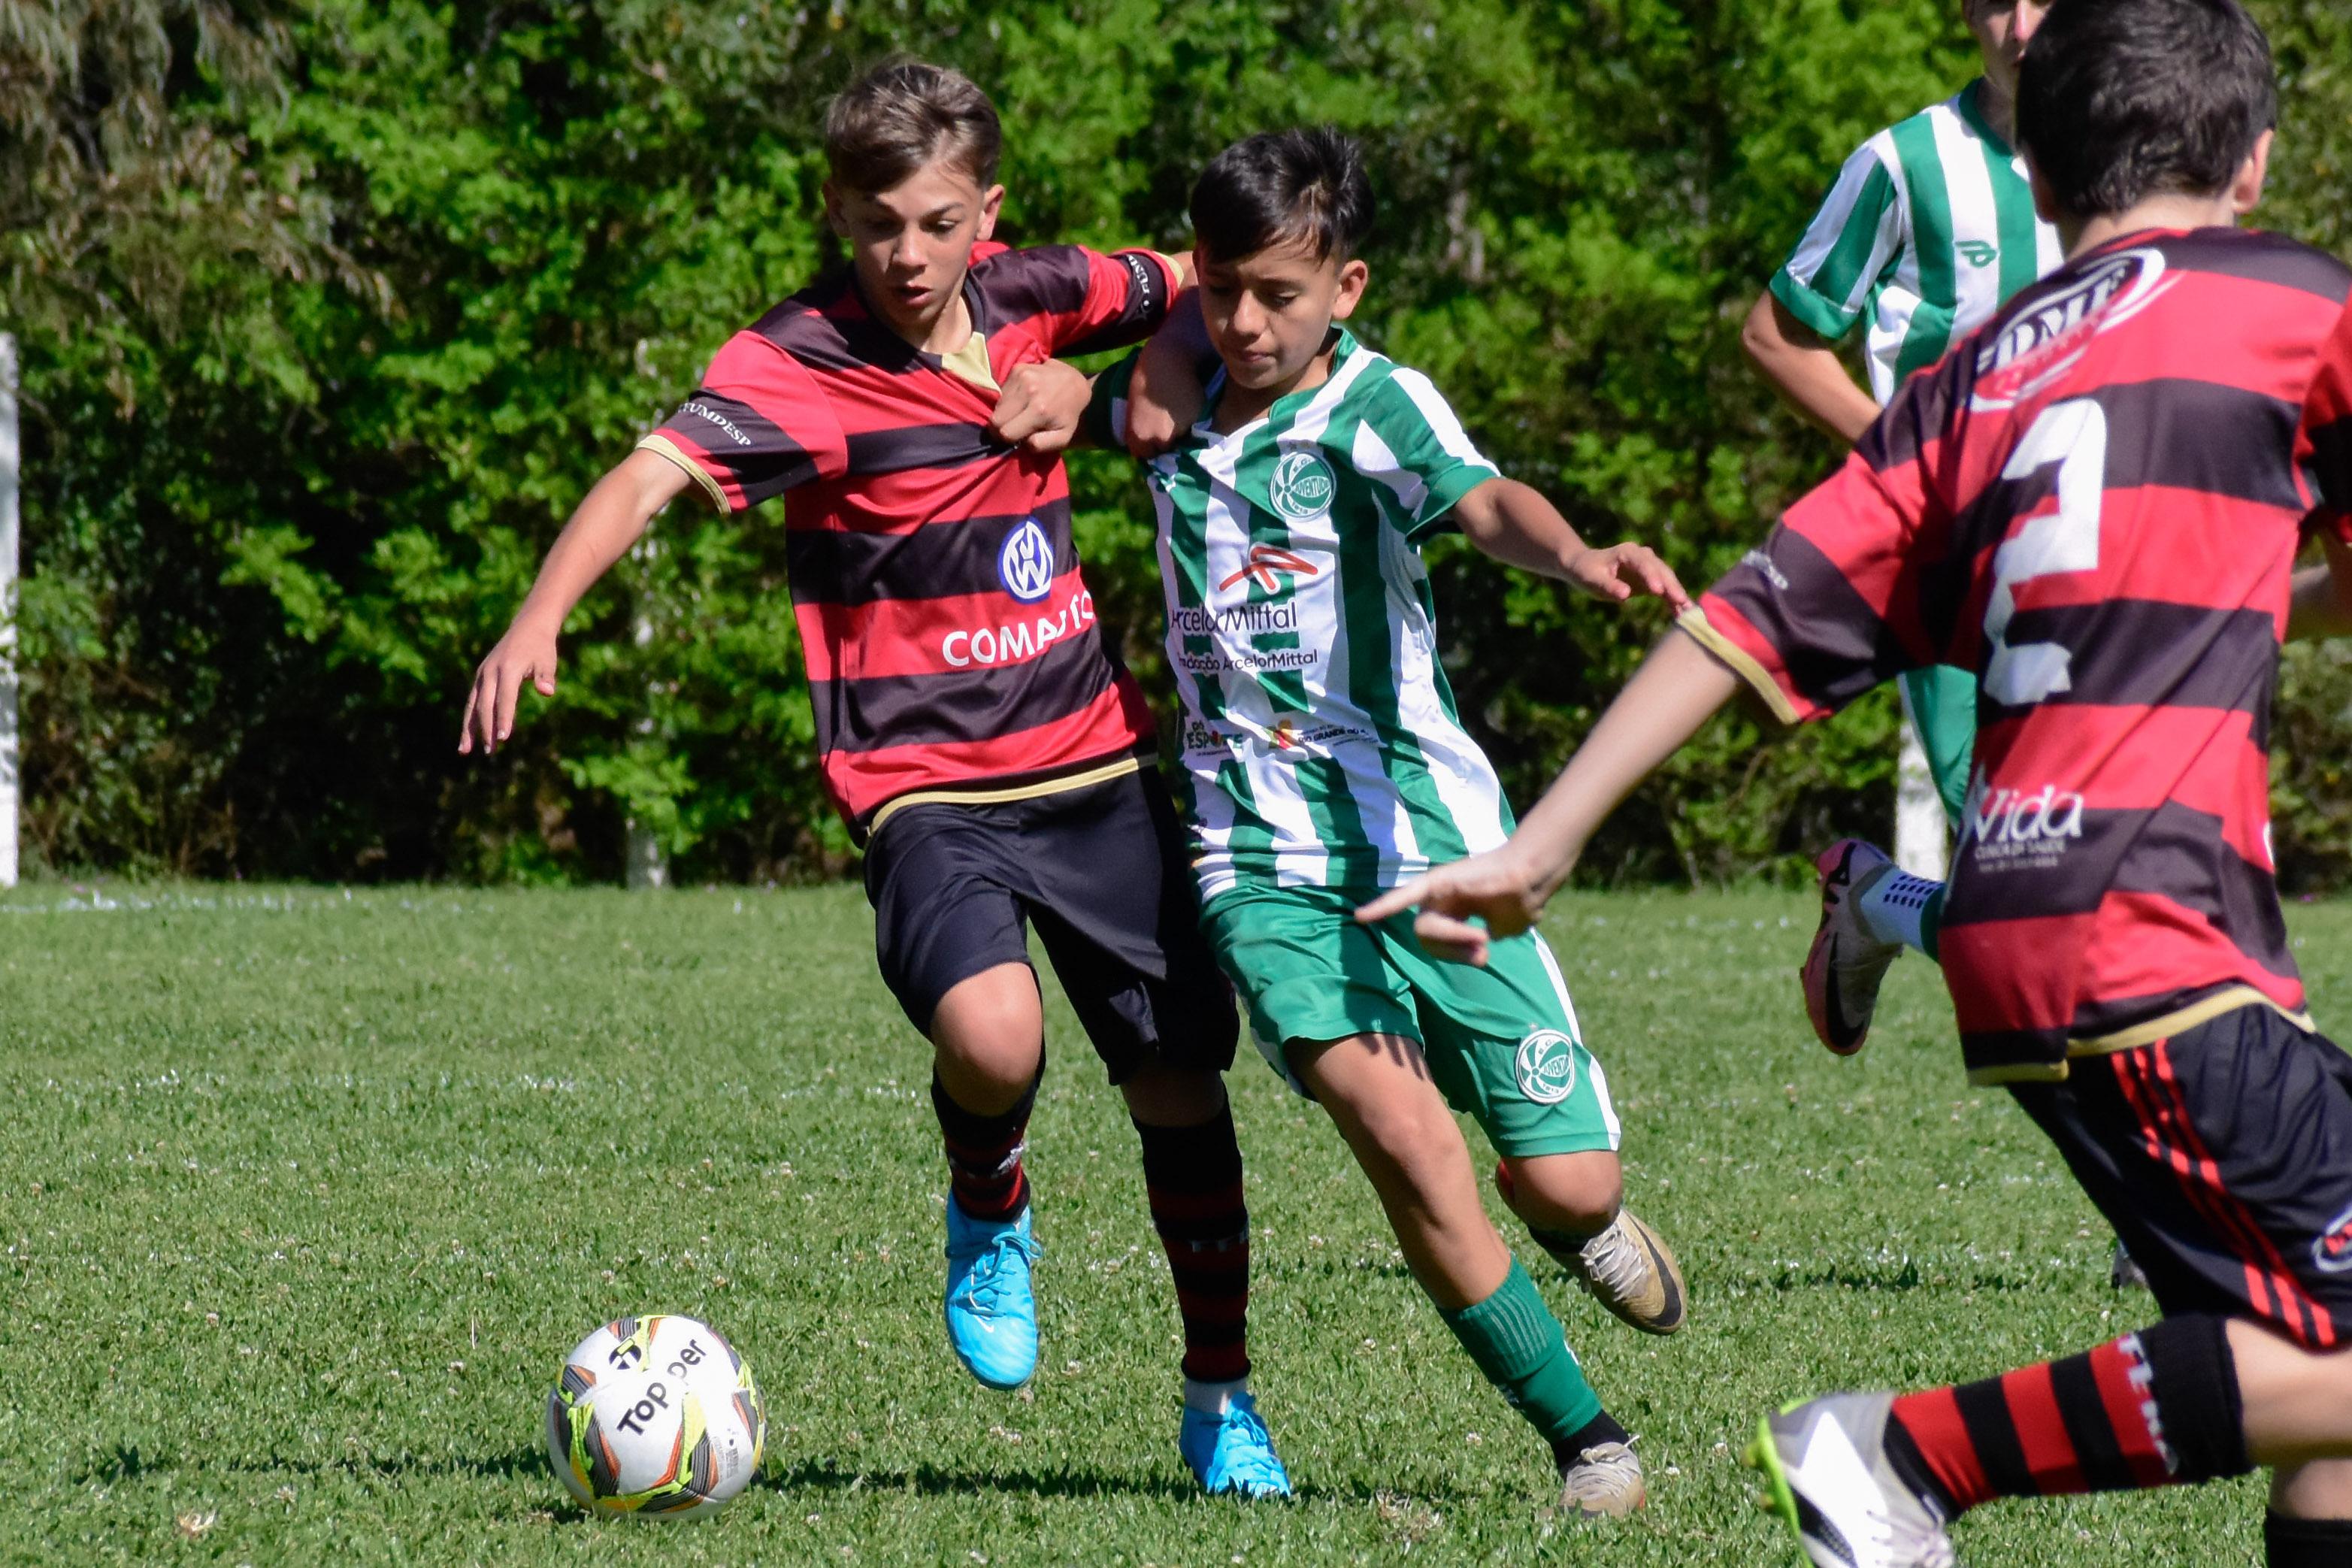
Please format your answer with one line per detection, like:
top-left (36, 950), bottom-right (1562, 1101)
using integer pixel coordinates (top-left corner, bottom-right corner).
top-left (1120, 1063), bottom-right (1227, 1126)
top-left (929, 963), bottom-right (1044, 1095)
top-left (2272, 1455), bottom-right (2352, 1518)
top-left (1497, 1152), bottom-right (1623, 1237)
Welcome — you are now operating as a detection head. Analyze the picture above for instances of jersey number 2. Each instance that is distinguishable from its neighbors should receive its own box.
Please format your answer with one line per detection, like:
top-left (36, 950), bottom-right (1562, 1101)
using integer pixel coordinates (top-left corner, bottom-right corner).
top-left (1983, 397), bottom-right (2106, 707)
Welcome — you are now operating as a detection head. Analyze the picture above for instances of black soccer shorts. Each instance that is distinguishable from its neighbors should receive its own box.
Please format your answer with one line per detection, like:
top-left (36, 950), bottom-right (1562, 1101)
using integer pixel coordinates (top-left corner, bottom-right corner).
top-left (861, 765), bottom-right (1239, 1082)
top-left (2009, 1002), bottom-right (2352, 1348)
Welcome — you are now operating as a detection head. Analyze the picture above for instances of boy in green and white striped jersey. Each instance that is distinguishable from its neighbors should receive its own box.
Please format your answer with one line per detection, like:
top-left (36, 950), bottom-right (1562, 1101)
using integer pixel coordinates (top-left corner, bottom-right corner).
top-left (1086, 129), bottom-right (1691, 1517)
top-left (1744, 3), bottom-right (2147, 1294)
top-left (1742, 0), bottom-right (2058, 831)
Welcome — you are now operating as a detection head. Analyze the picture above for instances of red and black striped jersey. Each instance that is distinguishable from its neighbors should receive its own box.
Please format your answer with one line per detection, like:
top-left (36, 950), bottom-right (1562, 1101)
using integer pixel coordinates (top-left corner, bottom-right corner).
top-left (638, 243), bottom-right (1179, 836)
top-left (1682, 228), bottom-right (2352, 1084)
top-left (2298, 294), bottom-right (2352, 543)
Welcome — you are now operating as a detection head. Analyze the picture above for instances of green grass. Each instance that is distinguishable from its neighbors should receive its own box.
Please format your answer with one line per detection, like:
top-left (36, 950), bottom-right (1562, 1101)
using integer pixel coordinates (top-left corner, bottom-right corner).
top-left (5, 882), bottom-right (2345, 1566)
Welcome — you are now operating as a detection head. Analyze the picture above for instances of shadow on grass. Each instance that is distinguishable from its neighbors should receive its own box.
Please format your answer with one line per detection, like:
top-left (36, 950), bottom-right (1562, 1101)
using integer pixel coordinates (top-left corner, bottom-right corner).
top-left (765, 1455), bottom-right (1442, 1506)
top-left (1729, 1261), bottom-right (2070, 1294)
top-left (76, 1444), bottom-right (1442, 1511)
top-left (76, 1442), bottom-right (552, 1487)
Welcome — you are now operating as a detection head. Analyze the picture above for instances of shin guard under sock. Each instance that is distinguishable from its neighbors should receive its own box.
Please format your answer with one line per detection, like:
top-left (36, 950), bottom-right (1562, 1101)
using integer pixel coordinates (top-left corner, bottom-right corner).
top-left (1889, 1314), bottom-right (2248, 1516)
top-left (1436, 1258), bottom-right (1604, 1446)
top-left (933, 1055), bottom-right (1042, 1221)
top-left (1133, 1107), bottom-right (1252, 1384)
top-left (2266, 1512), bottom-right (2352, 1567)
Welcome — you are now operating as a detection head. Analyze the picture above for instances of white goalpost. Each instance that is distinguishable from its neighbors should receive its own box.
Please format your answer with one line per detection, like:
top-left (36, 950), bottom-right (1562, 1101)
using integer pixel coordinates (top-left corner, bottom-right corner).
top-left (1, 331), bottom-right (19, 890)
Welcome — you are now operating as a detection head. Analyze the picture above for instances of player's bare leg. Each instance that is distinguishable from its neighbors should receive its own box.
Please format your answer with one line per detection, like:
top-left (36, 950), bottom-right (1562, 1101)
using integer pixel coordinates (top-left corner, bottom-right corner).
top-left (1118, 1063), bottom-right (1288, 1498)
top-left (1496, 1153), bottom-right (1686, 1336)
top-left (928, 963), bottom-right (1047, 1390)
top-left (1295, 1034), bottom-right (1645, 1517)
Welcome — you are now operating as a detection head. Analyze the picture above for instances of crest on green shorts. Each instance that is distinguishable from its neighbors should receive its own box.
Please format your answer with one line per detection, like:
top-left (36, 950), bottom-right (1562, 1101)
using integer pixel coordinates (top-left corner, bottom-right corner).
top-left (1515, 1029), bottom-right (1579, 1105)
top-left (1267, 450), bottom-right (1337, 522)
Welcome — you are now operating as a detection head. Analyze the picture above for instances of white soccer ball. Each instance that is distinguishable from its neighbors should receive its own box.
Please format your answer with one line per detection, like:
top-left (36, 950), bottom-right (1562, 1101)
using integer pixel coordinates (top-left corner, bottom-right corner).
top-left (545, 1313), bottom-right (766, 1518)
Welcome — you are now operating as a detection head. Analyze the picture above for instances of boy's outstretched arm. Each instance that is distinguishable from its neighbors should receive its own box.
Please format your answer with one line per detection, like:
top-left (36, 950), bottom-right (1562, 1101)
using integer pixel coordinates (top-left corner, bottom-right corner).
top-left (1357, 628), bottom-right (1740, 961)
top-left (1450, 478), bottom-right (1691, 611)
top-left (459, 448), bottom-right (689, 756)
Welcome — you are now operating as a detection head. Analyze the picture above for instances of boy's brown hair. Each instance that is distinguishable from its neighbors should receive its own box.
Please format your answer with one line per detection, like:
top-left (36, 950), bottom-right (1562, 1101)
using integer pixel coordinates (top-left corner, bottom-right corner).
top-left (823, 59), bottom-right (1002, 195)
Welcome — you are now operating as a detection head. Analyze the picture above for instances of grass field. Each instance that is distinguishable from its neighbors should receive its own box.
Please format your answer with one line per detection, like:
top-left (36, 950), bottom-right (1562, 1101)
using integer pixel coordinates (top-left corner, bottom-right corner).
top-left (5, 882), bottom-right (2345, 1566)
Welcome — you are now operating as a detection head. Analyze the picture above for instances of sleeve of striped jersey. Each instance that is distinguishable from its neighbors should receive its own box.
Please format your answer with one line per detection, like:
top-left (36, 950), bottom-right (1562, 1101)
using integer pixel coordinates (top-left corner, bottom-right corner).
top-left (1079, 349), bottom-right (1141, 451)
top-left (636, 332), bottom-right (848, 512)
top-left (1768, 141), bottom-right (1902, 344)
top-left (983, 245), bottom-right (1179, 359)
top-left (2298, 298), bottom-right (2352, 546)
top-left (1682, 442), bottom-right (1947, 727)
top-left (1358, 368), bottom-right (1503, 541)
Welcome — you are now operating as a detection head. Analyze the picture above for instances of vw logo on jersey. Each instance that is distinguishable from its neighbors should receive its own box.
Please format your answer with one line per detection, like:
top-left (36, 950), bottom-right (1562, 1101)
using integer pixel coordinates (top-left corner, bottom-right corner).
top-left (1515, 1029), bottom-right (1580, 1106)
top-left (997, 517), bottom-right (1056, 604)
top-left (1267, 450), bottom-right (1337, 523)
top-left (2316, 1203), bottom-right (2352, 1274)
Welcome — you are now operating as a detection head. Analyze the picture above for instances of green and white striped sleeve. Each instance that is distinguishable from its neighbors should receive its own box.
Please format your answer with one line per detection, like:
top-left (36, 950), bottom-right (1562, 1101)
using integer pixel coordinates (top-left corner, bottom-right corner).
top-left (1355, 368), bottom-right (1500, 541)
top-left (1079, 348), bottom-right (1141, 450)
top-left (1770, 139), bottom-right (1905, 344)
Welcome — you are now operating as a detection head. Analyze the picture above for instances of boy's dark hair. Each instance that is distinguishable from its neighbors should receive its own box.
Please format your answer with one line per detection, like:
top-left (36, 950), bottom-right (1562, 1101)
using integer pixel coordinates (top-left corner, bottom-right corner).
top-left (1189, 128), bottom-right (1375, 265)
top-left (2015, 0), bottom-right (2274, 220)
top-left (824, 59), bottom-right (1002, 195)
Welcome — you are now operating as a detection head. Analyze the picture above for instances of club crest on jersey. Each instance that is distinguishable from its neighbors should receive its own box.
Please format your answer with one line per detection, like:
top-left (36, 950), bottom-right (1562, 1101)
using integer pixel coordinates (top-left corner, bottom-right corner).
top-left (1218, 543), bottom-right (1321, 593)
top-left (1267, 450), bottom-right (1337, 522)
top-left (997, 517), bottom-right (1056, 604)
top-left (2316, 1205), bottom-right (2352, 1274)
top-left (1515, 1030), bottom-right (1579, 1106)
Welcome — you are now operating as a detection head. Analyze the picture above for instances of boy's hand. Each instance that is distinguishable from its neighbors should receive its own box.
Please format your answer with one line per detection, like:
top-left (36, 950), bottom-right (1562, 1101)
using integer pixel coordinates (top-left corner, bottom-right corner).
top-left (459, 620), bottom-right (560, 756)
top-left (1355, 842), bottom-right (1553, 966)
top-left (989, 360), bottom-right (1094, 455)
top-left (1566, 542), bottom-right (1691, 612)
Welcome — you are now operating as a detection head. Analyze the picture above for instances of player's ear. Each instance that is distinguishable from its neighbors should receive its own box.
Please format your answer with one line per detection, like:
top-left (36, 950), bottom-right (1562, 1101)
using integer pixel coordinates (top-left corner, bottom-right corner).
top-left (976, 183), bottom-right (1006, 241)
top-left (822, 180), bottom-right (851, 241)
top-left (2232, 129), bottom-right (2274, 216)
top-left (1329, 257), bottom-right (1370, 322)
top-left (2022, 150), bottom-right (2063, 232)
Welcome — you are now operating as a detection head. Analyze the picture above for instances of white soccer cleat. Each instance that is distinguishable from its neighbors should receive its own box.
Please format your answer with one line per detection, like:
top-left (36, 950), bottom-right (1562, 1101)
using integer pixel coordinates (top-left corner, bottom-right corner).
top-left (1746, 1394), bottom-right (1954, 1568)
top-left (1557, 1438), bottom-right (1646, 1518)
top-left (1800, 840), bottom-right (1904, 1056)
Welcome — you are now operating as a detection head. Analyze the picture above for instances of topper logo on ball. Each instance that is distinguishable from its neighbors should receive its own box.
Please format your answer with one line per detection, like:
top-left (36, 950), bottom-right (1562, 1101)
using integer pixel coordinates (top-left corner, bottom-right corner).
top-left (615, 1381), bottom-right (670, 1436)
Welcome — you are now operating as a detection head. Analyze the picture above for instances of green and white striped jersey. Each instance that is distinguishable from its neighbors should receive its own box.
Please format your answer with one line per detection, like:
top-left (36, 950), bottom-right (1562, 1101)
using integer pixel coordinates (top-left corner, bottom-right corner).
top-left (1092, 331), bottom-right (1510, 900)
top-left (1772, 79), bottom-right (2061, 401)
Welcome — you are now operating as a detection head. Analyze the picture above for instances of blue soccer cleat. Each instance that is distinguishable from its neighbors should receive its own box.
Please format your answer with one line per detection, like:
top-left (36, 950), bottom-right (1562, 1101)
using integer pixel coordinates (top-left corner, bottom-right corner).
top-left (943, 1195), bottom-right (1041, 1390)
top-left (1180, 1389), bottom-right (1293, 1499)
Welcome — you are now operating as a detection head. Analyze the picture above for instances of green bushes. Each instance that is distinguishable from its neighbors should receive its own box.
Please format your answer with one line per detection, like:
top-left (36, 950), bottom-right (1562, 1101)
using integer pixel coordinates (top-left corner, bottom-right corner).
top-left (11, 0), bottom-right (2350, 884)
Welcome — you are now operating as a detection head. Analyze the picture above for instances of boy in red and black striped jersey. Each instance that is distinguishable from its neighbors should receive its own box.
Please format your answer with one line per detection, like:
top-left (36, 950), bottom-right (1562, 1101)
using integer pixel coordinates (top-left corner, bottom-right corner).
top-left (1364, 2), bottom-right (2352, 1563)
top-left (459, 62), bottom-right (1289, 1497)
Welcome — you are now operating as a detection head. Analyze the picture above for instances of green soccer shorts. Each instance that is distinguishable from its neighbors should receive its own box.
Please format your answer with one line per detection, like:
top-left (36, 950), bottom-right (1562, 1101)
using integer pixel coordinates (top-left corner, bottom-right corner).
top-left (1199, 882), bottom-right (1621, 1158)
top-left (1899, 665), bottom-right (1977, 828)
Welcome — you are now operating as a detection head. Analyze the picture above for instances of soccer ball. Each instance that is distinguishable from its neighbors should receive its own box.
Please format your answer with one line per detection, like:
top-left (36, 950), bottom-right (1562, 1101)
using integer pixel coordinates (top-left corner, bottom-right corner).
top-left (545, 1313), bottom-right (766, 1518)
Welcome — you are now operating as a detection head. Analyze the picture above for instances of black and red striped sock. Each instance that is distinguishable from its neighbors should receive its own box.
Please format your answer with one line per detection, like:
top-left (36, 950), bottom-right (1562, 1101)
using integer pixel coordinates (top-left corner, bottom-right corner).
top-left (932, 1061), bottom-right (1040, 1222)
top-left (2266, 1512), bottom-right (2352, 1566)
top-left (1133, 1107), bottom-right (1251, 1385)
top-left (1887, 1315), bottom-right (2250, 1516)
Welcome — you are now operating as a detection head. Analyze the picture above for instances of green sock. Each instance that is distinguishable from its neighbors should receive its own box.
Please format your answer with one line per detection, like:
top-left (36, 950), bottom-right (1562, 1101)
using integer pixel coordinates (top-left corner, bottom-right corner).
top-left (1435, 1258), bottom-right (1603, 1444)
top-left (1921, 882), bottom-right (1945, 964)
